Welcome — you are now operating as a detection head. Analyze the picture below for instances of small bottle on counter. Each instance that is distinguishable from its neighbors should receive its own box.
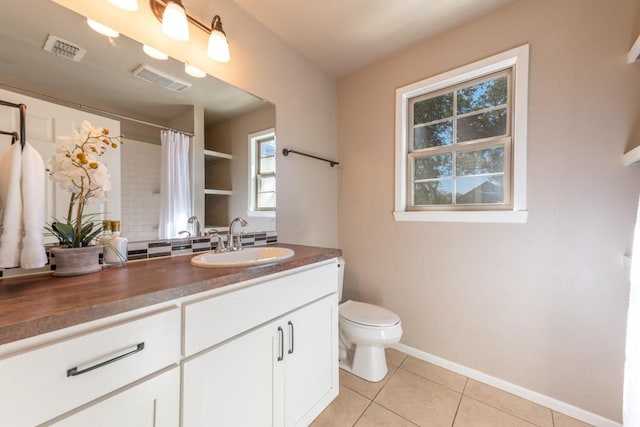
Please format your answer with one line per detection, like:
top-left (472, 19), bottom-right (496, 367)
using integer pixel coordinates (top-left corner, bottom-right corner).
top-left (103, 220), bottom-right (128, 267)
top-left (99, 220), bottom-right (112, 244)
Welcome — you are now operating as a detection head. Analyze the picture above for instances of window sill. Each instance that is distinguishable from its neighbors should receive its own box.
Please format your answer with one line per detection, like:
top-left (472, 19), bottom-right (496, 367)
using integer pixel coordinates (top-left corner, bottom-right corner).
top-left (393, 210), bottom-right (528, 223)
top-left (247, 210), bottom-right (276, 218)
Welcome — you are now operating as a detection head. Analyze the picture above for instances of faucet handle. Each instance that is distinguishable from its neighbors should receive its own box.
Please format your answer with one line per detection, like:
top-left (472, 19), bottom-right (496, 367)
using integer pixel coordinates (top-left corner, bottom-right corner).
top-left (178, 230), bottom-right (191, 238)
top-left (206, 229), bottom-right (227, 253)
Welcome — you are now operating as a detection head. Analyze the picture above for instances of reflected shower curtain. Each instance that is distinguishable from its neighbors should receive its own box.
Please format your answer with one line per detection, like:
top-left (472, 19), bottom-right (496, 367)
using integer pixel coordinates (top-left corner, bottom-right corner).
top-left (159, 130), bottom-right (191, 239)
top-left (625, 196), bottom-right (640, 425)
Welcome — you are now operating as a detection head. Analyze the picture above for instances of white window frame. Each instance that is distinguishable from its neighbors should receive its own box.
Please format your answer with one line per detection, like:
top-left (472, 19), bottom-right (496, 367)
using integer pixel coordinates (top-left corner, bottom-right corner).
top-left (394, 44), bottom-right (529, 223)
top-left (247, 128), bottom-right (276, 218)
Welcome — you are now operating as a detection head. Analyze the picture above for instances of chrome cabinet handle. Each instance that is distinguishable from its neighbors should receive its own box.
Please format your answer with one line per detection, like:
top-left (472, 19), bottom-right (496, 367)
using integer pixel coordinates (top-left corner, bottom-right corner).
top-left (67, 342), bottom-right (145, 377)
top-left (277, 327), bottom-right (284, 362)
top-left (287, 321), bottom-right (294, 354)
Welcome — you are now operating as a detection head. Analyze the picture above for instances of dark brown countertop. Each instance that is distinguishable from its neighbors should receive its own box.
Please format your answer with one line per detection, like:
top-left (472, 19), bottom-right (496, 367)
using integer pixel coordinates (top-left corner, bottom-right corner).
top-left (0, 244), bottom-right (341, 346)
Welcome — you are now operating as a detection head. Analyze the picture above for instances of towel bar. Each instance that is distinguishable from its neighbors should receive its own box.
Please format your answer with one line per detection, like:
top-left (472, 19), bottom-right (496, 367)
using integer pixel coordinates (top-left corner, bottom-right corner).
top-left (282, 148), bottom-right (339, 167)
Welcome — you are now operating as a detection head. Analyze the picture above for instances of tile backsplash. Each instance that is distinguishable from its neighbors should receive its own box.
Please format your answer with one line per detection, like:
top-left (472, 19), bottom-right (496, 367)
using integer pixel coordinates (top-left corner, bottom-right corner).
top-left (0, 231), bottom-right (277, 279)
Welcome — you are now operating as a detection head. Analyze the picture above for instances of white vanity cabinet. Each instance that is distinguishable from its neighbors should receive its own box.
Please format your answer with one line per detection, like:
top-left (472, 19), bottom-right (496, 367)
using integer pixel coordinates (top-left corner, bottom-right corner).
top-left (281, 294), bottom-right (338, 426)
top-left (0, 307), bottom-right (181, 427)
top-left (0, 257), bottom-right (339, 427)
top-left (182, 260), bottom-right (339, 427)
top-left (183, 294), bottom-right (337, 427)
top-left (183, 315), bottom-right (277, 426)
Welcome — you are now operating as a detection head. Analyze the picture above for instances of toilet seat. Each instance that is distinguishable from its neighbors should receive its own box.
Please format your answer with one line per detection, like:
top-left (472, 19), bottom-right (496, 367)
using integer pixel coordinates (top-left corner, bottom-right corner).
top-left (339, 300), bottom-right (400, 327)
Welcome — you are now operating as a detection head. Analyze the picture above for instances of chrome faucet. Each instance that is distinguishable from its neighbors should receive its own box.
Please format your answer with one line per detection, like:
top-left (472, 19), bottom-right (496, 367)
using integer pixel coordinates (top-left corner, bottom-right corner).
top-left (228, 217), bottom-right (248, 251)
top-left (188, 216), bottom-right (201, 237)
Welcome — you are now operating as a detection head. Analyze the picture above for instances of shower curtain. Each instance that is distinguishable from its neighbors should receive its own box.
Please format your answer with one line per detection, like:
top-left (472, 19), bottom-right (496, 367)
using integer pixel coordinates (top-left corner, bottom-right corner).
top-left (159, 130), bottom-right (191, 239)
top-left (625, 196), bottom-right (640, 425)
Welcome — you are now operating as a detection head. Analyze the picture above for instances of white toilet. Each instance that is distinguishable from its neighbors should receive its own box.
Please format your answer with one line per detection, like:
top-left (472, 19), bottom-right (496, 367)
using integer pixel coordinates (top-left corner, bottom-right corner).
top-left (337, 258), bottom-right (403, 382)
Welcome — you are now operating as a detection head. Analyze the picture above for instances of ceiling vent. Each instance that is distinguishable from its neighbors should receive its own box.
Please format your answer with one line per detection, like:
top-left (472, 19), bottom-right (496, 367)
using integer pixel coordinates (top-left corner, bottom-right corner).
top-left (43, 35), bottom-right (87, 62)
top-left (132, 64), bottom-right (191, 92)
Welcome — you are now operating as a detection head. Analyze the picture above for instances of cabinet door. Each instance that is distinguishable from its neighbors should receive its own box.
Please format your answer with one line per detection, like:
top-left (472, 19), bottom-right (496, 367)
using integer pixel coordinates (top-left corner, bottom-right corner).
top-left (284, 294), bottom-right (339, 427)
top-left (51, 367), bottom-right (179, 427)
top-left (183, 320), bottom-right (278, 427)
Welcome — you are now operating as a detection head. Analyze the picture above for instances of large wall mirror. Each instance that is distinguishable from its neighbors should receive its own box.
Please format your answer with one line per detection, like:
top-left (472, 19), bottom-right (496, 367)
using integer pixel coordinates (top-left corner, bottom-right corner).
top-left (0, 0), bottom-right (276, 243)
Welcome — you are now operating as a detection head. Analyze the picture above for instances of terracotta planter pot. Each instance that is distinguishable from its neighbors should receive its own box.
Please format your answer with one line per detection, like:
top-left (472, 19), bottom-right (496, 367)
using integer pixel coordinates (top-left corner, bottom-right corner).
top-left (50, 245), bottom-right (103, 277)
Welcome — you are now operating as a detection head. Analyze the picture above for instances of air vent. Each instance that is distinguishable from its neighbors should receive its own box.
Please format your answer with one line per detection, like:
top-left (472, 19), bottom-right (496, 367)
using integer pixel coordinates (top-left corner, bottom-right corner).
top-left (43, 35), bottom-right (87, 62)
top-left (132, 64), bottom-right (191, 92)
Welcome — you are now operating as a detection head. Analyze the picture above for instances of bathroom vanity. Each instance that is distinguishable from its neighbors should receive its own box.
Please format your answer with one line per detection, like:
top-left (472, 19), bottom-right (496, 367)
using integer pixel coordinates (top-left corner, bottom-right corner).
top-left (0, 244), bottom-right (340, 427)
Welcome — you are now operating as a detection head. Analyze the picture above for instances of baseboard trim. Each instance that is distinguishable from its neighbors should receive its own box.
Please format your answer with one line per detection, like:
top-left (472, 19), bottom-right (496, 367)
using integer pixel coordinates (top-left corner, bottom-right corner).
top-left (392, 343), bottom-right (621, 427)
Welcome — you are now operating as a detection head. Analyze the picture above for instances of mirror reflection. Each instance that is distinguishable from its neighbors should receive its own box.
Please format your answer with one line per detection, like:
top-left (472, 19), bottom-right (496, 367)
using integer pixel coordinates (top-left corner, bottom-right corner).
top-left (0, 0), bottom-right (276, 243)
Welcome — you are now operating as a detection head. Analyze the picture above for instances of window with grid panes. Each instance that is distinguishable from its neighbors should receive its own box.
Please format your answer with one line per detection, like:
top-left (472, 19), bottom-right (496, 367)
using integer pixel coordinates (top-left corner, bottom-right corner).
top-left (394, 45), bottom-right (529, 223)
top-left (410, 70), bottom-right (511, 209)
top-left (254, 133), bottom-right (276, 211)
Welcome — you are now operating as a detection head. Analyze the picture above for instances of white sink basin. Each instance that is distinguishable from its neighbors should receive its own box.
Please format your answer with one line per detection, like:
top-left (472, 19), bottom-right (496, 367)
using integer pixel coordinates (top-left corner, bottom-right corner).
top-left (191, 247), bottom-right (295, 268)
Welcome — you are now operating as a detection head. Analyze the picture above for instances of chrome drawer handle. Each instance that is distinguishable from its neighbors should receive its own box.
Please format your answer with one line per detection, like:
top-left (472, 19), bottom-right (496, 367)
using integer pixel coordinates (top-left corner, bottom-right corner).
top-left (287, 321), bottom-right (294, 354)
top-left (277, 327), bottom-right (284, 362)
top-left (67, 342), bottom-right (145, 377)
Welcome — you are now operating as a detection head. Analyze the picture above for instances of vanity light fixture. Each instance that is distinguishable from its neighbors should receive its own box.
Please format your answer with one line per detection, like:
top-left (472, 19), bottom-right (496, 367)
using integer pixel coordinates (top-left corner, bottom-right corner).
top-left (108, 0), bottom-right (139, 12)
top-left (143, 44), bottom-right (169, 60)
top-left (207, 15), bottom-right (230, 63)
top-left (149, 0), bottom-right (230, 62)
top-left (157, 0), bottom-right (189, 41)
top-left (86, 19), bottom-right (120, 38)
top-left (184, 63), bottom-right (206, 78)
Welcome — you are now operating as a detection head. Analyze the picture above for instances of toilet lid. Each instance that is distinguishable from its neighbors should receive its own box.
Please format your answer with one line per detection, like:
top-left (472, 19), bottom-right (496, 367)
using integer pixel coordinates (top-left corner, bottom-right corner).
top-left (339, 300), bottom-right (400, 327)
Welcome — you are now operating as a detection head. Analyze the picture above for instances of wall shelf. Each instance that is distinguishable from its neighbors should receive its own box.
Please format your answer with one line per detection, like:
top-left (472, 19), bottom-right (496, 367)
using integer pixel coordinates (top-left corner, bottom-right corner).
top-left (204, 189), bottom-right (233, 196)
top-left (204, 144), bottom-right (232, 229)
top-left (628, 34), bottom-right (640, 64)
top-left (623, 145), bottom-right (640, 166)
top-left (204, 149), bottom-right (232, 160)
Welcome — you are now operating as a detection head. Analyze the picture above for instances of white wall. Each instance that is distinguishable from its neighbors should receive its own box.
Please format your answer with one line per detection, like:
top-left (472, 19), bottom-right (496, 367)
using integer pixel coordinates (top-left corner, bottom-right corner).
top-left (338, 0), bottom-right (640, 422)
top-left (206, 104), bottom-right (276, 233)
top-left (121, 139), bottom-right (161, 241)
top-left (54, 0), bottom-right (338, 247)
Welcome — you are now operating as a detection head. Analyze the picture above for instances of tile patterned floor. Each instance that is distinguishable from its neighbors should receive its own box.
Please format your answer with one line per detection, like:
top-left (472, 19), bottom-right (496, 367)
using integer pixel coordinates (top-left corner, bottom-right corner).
top-left (312, 349), bottom-right (593, 427)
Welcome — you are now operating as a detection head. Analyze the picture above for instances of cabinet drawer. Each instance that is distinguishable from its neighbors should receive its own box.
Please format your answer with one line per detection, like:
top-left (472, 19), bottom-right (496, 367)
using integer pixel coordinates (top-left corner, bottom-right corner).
top-left (51, 367), bottom-right (180, 427)
top-left (184, 261), bottom-right (338, 356)
top-left (0, 307), bottom-right (180, 427)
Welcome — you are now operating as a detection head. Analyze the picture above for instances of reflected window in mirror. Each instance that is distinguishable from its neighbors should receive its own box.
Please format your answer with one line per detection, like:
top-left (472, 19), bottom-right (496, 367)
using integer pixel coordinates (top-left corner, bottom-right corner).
top-left (248, 129), bottom-right (276, 217)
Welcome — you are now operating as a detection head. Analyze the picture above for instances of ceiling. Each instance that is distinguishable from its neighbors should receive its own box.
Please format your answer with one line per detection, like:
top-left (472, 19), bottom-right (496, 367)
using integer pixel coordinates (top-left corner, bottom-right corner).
top-left (0, 0), bottom-right (266, 128)
top-left (233, 0), bottom-right (516, 78)
top-left (0, 0), bottom-right (515, 129)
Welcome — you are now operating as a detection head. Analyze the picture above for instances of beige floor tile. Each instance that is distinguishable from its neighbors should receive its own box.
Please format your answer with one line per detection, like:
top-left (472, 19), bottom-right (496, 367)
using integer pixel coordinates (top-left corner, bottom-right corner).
top-left (386, 348), bottom-right (408, 368)
top-left (374, 369), bottom-right (461, 426)
top-left (553, 411), bottom-right (593, 427)
top-left (311, 386), bottom-right (371, 427)
top-left (453, 397), bottom-right (538, 427)
top-left (464, 379), bottom-right (553, 427)
top-left (400, 356), bottom-right (467, 392)
top-left (354, 402), bottom-right (418, 427)
top-left (340, 367), bottom-right (396, 400)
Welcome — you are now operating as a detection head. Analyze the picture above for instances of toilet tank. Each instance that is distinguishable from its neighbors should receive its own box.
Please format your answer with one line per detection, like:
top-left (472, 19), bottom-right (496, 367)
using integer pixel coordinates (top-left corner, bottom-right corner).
top-left (337, 257), bottom-right (345, 301)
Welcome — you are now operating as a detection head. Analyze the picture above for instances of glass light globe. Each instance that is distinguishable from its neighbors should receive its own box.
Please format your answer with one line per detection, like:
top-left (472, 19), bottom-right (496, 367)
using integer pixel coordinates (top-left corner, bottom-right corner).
top-left (87, 19), bottom-right (119, 38)
top-left (162, 1), bottom-right (189, 41)
top-left (208, 30), bottom-right (230, 63)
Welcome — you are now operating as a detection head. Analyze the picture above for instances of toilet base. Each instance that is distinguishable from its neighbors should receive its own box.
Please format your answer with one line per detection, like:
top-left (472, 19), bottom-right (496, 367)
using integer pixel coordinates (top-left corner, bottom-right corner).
top-left (339, 345), bottom-right (388, 383)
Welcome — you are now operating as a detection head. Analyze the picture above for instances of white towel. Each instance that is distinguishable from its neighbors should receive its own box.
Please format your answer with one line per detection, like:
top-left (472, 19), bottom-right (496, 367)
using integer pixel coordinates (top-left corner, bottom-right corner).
top-left (625, 195), bottom-right (640, 425)
top-left (0, 143), bottom-right (23, 268)
top-left (19, 142), bottom-right (46, 269)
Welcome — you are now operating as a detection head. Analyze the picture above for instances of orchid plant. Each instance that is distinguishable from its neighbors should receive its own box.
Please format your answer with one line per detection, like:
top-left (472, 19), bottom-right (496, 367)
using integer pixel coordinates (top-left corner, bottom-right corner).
top-left (45, 121), bottom-right (122, 247)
